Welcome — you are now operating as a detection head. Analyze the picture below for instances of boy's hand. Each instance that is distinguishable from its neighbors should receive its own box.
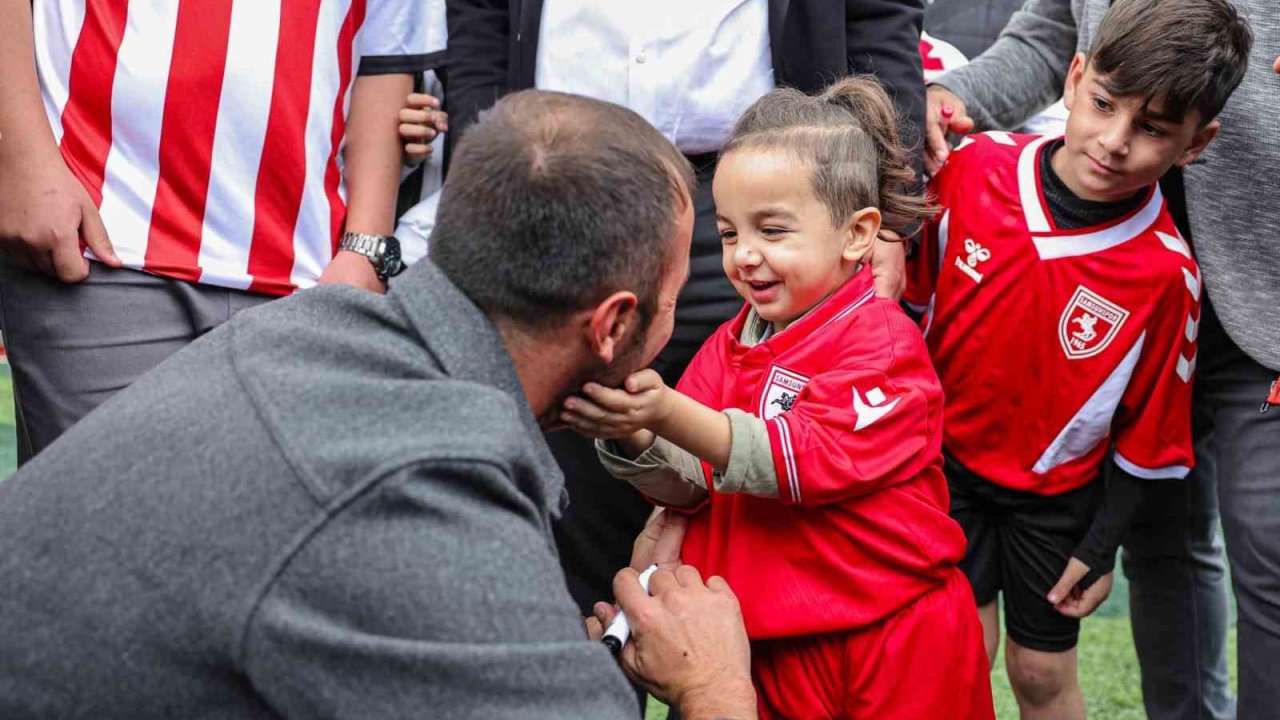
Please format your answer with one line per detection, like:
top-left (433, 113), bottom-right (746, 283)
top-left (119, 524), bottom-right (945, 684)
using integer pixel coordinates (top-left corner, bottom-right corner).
top-left (561, 369), bottom-right (673, 439)
top-left (398, 93), bottom-right (447, 167)
top-left (1047, 558), bottom-right (1113, 618)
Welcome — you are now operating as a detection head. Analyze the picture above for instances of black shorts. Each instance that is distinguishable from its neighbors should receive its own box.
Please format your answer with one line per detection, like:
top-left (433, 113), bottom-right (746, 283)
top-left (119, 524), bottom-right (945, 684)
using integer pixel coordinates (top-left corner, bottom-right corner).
top-left (945, 451), bottom-right (1103, 653)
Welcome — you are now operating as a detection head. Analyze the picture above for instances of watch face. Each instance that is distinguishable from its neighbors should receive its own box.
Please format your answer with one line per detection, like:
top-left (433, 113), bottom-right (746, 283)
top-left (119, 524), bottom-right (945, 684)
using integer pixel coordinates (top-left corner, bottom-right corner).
top-left (381, 236), bottom-right (405, 277)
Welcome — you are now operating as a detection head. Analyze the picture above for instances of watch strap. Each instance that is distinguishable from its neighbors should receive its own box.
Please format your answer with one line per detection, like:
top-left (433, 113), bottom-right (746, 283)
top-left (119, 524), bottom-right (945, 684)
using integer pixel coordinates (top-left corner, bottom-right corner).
top-left (339, 232), bottom-right (404, 282)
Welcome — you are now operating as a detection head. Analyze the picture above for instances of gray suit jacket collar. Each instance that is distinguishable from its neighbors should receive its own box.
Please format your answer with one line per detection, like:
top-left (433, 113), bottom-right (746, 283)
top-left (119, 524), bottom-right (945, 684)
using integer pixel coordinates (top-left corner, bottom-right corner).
top-left (389, 260), bottom-right (565, 504)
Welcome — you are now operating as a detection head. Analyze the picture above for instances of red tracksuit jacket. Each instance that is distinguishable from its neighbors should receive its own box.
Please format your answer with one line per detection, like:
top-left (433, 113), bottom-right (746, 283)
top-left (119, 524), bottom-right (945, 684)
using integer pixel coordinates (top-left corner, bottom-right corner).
top-left (674, 268), bottom-right (967, 639)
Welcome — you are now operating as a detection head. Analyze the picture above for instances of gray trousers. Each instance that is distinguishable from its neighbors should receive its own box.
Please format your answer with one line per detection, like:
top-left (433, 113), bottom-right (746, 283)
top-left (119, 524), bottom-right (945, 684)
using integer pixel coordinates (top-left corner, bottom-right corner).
top-left (1125, 287), bottom-right (1280, 720)
top-left (1124, 442), bottom-right (1234, 720)
top-left (0, 260), bottom-right (270, 462)
top-left (1194, 294), bottom-right (1280, 720)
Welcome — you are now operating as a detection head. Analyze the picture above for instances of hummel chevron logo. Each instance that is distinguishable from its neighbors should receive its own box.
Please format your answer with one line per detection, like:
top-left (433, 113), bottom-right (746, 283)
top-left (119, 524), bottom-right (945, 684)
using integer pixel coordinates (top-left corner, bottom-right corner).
top-left (852, 386), bottom-right (900, 431)
top-left (955, 239), bottom-right (991, 283)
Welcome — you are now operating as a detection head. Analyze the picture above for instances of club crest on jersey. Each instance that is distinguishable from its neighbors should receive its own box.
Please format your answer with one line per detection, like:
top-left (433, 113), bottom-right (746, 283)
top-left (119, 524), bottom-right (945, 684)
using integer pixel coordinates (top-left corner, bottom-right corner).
top-left (1058, 286), bottom-right (1130, 359)
top-left (760, 366), bottom-right (809, 420)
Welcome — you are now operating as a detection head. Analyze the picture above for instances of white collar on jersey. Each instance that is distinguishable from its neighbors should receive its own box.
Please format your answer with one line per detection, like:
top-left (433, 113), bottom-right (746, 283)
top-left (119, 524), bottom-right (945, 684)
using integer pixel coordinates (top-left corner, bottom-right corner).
top-left (1017, 135), bottom-right (1165, 261)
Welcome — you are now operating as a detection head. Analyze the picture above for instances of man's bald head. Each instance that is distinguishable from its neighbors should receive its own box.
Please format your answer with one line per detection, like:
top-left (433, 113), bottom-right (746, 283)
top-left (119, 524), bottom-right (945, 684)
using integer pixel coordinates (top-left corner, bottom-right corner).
top-left (430, 90), bottom-right (695, 332)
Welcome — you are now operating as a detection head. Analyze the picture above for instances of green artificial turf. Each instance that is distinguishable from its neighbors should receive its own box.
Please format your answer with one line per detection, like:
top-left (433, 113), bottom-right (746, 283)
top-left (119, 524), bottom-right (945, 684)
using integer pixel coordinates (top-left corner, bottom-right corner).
top-left (0, 364), bottom-right (16, 479)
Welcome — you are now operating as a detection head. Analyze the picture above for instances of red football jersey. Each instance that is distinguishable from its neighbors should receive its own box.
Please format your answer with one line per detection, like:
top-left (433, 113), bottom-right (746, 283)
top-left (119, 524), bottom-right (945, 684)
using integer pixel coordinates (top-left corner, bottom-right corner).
top-left (906, 132), bottom-right (1201, 495)
top-left (674, 268), bottom-right (967, 640)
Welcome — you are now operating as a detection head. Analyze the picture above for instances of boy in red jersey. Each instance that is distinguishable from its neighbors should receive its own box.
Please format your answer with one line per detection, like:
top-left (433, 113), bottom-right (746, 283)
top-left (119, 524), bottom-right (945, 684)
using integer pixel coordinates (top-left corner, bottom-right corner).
top-left (905, 0), bottom-right (1251, 717)
top-left (561, 77), bottom-right (994, 720)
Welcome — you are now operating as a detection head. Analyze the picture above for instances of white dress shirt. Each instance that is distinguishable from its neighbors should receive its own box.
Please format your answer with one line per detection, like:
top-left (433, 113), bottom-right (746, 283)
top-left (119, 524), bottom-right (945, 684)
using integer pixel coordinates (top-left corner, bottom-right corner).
top-left (535, 0), bottom-right (775, 154)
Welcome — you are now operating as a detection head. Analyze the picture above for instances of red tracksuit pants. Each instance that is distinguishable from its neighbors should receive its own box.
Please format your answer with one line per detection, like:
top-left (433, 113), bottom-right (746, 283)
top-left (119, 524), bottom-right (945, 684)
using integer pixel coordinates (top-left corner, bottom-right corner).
top-left (751, 569), bottom-right (994, 720)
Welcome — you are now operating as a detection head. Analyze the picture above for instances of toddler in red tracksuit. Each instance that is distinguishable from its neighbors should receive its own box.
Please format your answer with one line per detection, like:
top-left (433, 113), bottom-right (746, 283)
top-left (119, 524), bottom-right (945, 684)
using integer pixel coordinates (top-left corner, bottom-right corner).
top-left (561, 77), bottom-right (994, 720)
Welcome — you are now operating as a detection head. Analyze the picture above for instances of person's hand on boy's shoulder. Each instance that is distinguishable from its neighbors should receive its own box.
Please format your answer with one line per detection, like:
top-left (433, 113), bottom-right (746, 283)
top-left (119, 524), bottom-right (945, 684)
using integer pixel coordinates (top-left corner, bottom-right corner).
top-left (924, 84), bottom-right (975, 175)
top-left (1047, 558), bottom-right (1114, 619)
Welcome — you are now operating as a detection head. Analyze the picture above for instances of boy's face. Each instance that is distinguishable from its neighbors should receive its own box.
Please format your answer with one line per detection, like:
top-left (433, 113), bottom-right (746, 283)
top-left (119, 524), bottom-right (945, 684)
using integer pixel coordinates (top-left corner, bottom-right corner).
top-left (713, 148), bottom-right (877, 331)
top-left (1058, 53), bottom-right (1219, 202)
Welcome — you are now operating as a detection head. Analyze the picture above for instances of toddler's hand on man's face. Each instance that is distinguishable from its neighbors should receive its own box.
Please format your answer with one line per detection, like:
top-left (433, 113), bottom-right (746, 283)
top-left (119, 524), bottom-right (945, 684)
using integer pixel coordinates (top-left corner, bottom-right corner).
top-left (560, 370), bottom-right (672, 440)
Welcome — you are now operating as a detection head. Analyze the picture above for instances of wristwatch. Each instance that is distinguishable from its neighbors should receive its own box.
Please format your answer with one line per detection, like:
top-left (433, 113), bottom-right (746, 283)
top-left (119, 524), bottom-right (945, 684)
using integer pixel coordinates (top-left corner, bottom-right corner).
top-left (338, 232), bottom-right (405, 282)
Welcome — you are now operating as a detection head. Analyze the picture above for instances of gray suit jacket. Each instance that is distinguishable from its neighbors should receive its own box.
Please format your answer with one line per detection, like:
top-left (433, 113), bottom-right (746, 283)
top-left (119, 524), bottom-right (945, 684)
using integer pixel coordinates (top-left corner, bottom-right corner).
top-left (936, 0), bottom-right (1280, 371)
top-left (0, 262), bottom-right (637, 719)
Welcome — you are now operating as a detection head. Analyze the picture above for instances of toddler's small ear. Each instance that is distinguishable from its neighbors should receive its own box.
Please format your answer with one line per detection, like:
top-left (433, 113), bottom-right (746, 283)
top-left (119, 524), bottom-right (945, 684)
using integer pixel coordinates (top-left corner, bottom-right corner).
top-left (843, 206), bottom-right (882, 262)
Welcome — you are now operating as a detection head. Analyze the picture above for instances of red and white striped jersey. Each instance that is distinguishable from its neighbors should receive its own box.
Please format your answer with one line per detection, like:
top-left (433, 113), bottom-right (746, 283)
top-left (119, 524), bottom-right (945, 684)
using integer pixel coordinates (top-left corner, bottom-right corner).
top-left (906, 132), bottom-right (1201, 495)
top-left (674, 269), bottom-right (966, 639)
top-left (34, 0), bottom-right (437, 296)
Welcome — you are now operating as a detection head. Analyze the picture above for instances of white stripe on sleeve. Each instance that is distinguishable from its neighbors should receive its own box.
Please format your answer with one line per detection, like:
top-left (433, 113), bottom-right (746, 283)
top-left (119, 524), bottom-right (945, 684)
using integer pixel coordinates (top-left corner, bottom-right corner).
top-left (773, 415), bottom-right (801, 503)
top-left (1114, 452), bottom-right (1191, 480)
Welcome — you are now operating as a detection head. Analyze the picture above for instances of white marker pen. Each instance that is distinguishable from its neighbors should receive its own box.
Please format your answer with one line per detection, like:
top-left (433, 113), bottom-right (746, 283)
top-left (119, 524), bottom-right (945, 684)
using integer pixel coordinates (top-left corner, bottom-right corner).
top-left (601, 564), bottom-right (660, 656)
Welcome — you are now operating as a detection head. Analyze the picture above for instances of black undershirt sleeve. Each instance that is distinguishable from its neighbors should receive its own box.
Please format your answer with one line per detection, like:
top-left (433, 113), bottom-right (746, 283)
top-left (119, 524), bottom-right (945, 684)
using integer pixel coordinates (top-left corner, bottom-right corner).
top-left (1071, 461), bottom-right (1149, 587)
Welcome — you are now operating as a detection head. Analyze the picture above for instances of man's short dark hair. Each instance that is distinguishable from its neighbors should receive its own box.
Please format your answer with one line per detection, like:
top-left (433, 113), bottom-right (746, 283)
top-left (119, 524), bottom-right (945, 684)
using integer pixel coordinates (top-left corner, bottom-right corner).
top-left (1088, 0), bottom-right (1252, 124)
top-left (429, 90), bottom-right (695, 331)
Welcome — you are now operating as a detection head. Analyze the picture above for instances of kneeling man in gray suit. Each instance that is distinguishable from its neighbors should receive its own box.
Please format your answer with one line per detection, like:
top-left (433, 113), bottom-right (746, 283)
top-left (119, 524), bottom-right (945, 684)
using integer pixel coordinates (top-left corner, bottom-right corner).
top-left (0, 90), bottom-right (757, 720)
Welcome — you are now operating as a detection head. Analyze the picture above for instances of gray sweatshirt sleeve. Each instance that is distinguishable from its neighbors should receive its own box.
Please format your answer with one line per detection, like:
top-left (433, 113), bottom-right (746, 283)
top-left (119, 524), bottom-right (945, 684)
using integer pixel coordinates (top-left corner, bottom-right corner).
top-left (242, 460), bottom-right (639, 720)
top-left (933, 0), bottom-right (1079, 131)
top-left (597, 409), bottom-right (780, 503)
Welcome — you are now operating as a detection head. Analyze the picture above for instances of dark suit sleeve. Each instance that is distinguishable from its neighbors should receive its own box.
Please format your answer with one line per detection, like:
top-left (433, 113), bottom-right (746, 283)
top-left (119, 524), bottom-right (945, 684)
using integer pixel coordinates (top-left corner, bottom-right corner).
top-left (443, 0), bottom-right (512, 162)
top-left (845, 0), bottom-right (926, 177)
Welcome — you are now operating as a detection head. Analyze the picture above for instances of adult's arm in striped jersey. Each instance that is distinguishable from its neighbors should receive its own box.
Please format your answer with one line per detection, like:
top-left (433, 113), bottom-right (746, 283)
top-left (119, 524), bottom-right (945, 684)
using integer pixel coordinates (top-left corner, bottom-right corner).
top-left (0, 0), bottom-right (120, 282)
top-left (318, 73), bottom-right (415, 293)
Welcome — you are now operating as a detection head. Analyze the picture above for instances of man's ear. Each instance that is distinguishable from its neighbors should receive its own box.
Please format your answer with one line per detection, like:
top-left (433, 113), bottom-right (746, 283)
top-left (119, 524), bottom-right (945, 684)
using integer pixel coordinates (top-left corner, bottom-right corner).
top-left (585, 290), bottom-right (640, 365)
top-left (1062, 52), bottom-right (1088, 112)
top-left (1174, 119), bottom-right (1220, 168)
top-left (842, 207), bottom-right (882, 263)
